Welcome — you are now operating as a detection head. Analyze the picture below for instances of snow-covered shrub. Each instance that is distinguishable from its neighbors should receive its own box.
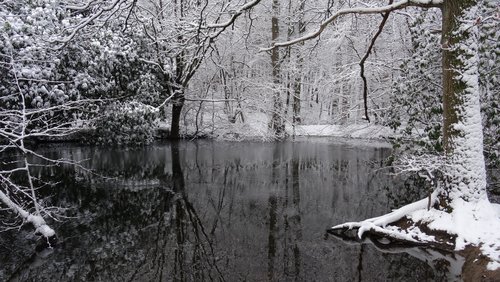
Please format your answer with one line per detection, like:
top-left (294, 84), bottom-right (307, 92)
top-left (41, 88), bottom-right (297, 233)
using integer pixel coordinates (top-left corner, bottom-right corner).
top-left (93, 101), bottom-right (159, 146)
top-left (384, 4), bottom-right (499, 169)
top-left (478, 0), bottom-right (500, 168)
top-left (383, 10), bottom-right (443, 153)
top-left (0, 1), bottom-right (73, 109)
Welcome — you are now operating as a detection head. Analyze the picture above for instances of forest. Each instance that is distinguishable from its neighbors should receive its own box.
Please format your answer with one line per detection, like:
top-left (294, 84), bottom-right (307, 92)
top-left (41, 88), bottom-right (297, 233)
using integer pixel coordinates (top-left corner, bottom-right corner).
top-left (0, 0), bottom-right (499, 280)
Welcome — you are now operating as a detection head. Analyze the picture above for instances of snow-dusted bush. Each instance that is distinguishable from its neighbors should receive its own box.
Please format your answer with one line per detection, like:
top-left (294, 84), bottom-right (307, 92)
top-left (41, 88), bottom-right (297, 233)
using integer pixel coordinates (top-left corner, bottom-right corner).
top-left (93, 101), bottom-right (159, 146)
top-left (384, 4), bottom-right (499, 168)
top-left (0, 1), bottom-right (74, 110)
top-left (384, 10), bottom-right (443, 153)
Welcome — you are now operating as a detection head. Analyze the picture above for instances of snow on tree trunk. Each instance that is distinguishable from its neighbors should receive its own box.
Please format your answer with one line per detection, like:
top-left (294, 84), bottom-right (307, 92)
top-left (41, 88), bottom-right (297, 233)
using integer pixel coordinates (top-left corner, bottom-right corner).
top-left (440, 0), bottom-right (487, 207)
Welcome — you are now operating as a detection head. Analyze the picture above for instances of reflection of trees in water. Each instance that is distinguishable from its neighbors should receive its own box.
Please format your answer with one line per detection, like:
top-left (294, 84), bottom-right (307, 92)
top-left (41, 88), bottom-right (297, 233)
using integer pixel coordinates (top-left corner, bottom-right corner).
top-left (384, 174), bottom-right (431, 210)
top-left (266, 143), bottom-right (303, 281)
top-left (0, 141), bottom-right (445, 281)
top-left (330, 232), bottom-right (464, 281)
top-left (168, 142), bottom-right (224, 281)
top-left (1, 144), bottom-right (224, 281)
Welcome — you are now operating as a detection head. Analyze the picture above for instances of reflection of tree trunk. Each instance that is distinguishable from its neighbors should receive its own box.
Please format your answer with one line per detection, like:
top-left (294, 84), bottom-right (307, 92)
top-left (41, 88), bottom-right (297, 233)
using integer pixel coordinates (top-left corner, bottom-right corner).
top-left (267, 194), bottom-right (277, 281)
top-left (291, 154), bottom-right (302, 278)
top-left (268, 143), bottom-right (281, 280)
top-left (170, 142), bottom-right (224, 281)
top-left (172, 145), bottom-right (185, 281)
top-left (172, 142), bottom-right (187, 281)
top-left (171, 142), bottom-right (185, 193)
top-left (283, 146), bottom-right (302, 280)
top-left (357, 244), bottom-right (363, 282)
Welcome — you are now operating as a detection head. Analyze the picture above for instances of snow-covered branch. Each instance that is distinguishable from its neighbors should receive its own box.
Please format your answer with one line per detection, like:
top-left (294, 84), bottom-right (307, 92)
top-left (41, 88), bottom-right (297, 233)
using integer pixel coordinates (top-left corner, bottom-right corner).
top-left (331, 190), bottom-right (440, 240)
top-left (52, 0), bottom-right (132, 47)
top-left (0, 56), bottom-right (96, 239)
top-left (260, 0), bottom-right (443, 51)
top-left (206, 0), bottom-right (261, 30)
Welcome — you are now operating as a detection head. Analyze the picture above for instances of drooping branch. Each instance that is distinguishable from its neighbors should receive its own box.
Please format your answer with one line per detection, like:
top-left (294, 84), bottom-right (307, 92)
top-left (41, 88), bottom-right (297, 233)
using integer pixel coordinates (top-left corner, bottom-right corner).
top-left (260, 0), bottom-right (443, 51)
top-left (0, 187), bottom-right (55, 238)
top-left (359, 1), bottom-right (393, 122)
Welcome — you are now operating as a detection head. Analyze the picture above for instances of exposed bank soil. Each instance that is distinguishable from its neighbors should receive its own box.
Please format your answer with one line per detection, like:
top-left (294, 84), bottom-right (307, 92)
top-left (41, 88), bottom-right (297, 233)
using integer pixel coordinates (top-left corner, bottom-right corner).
top-left (392, 217), bottom-right (500, 281)
top-left (460, 246), bottom-right (500, 282)
top-left (392, 217), bottom-right (457, 250)
top-left (330, 216), bottom-right (499, 281)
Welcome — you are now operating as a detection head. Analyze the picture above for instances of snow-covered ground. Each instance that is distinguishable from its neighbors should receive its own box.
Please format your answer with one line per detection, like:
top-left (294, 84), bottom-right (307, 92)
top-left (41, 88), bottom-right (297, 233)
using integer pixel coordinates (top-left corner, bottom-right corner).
top-left (411, 198), bottom-right (500, 270)
top-left (164, 112), bottom-right (397, 141)
top-left (289, 123), bottom-right (395, 139)
top-left (332, 191), bottom-right (500, 270)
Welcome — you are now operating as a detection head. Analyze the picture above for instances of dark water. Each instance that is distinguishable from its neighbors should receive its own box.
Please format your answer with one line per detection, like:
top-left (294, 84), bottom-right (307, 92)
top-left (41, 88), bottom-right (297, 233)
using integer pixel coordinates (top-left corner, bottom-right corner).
top-left (0, 139), bottom-right (457, 281)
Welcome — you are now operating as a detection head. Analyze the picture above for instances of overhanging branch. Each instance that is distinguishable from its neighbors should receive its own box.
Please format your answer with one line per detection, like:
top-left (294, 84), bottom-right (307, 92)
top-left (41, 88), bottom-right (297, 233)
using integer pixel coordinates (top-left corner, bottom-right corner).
top-left (359, 1), bottom-right (394, 122)
top-left (260, 0), bottom-right (443, 51)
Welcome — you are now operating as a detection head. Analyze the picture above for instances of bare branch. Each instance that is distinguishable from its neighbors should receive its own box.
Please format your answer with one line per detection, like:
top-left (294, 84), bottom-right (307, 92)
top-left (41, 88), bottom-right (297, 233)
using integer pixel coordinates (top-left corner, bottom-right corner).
top-left (260, 0), bottom-right (443, 51)
top-left (359, 1), bottom-right (394, 123)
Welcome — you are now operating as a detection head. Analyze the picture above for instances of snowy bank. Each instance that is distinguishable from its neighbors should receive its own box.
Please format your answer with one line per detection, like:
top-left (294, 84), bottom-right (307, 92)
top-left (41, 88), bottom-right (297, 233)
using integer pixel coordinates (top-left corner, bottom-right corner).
top-left (331, 193), bottom-right (500, 271)
top-left (171, 112), bottom-right (396, 141)
top-left (289, 123), bottom-right (395, 139)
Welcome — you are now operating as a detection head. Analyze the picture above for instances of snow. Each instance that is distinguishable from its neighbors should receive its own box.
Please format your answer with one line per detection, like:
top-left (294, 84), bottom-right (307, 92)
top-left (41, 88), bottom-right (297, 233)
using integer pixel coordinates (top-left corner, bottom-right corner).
top-left (27, 214), bottom-right (56, 238)
top-left (1, 188), bottom-right (55, 238)
top-left (410, 199), bottom-right (500, 270)
top-left (164, 110), bottom-right (397, 141)
top-left (332, 190), bottom-right (439, 240)
top-left (35, 224), bottom-right (56, 238)
top-left (441, 3), bottom-right (488, 204)
top-left (289, 123), bottom-right (395, 139)
top-left (261, 0), bottom-right (444, 51)
top-left (333, 191), bottom-right (500, 270)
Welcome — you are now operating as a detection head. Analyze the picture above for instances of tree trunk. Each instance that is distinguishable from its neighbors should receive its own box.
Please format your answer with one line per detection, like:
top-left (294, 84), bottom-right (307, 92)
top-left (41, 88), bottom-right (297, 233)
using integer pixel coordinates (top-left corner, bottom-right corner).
top-left (292, 0), bottom-right (305, 125)
top-left (270, 0), bottom-right (285, 138)
top-left (170, 90), bottom-right (185, 139)
top-left (440, 0), bottom-right (487, 207)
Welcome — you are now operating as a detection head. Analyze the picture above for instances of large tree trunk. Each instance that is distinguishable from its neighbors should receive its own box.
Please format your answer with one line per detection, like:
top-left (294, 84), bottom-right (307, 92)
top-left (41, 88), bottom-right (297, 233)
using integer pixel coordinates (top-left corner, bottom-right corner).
top-left (170, 0), bottom-right (185, 139)
top-left (440, 0), bottom-right (487, 207)
top-left (269, 0), bottom-right (285, 138)
top-left (170, 91), bottom-right (185, 139)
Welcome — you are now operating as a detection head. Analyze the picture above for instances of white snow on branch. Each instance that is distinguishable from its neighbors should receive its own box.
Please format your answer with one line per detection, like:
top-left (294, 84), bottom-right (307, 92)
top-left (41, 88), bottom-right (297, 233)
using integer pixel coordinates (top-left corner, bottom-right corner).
top-left (0, 189), bottom-right (55, 238)
top-left (206, 0), bottom-right (261, 29)
top-left (331, 190), bottom-right (439, 238)
top-left (260, 0), bottom-right (443, 51)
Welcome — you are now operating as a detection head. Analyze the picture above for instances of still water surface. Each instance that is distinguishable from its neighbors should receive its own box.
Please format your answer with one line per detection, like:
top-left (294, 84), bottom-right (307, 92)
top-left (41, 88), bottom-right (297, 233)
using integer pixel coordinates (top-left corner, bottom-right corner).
top-left (0, 139), bottom-right (454, 281)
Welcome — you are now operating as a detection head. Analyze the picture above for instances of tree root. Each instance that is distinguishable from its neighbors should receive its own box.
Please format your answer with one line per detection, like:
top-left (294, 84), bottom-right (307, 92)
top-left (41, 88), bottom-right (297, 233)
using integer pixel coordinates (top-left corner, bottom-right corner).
top-left (328, 190), bottom-right (457, 251)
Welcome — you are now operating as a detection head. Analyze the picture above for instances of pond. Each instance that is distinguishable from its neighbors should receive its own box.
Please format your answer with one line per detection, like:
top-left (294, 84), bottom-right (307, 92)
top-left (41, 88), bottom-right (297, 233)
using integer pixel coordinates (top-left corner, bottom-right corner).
top-left (0, 139), bottom-right (458, 281)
